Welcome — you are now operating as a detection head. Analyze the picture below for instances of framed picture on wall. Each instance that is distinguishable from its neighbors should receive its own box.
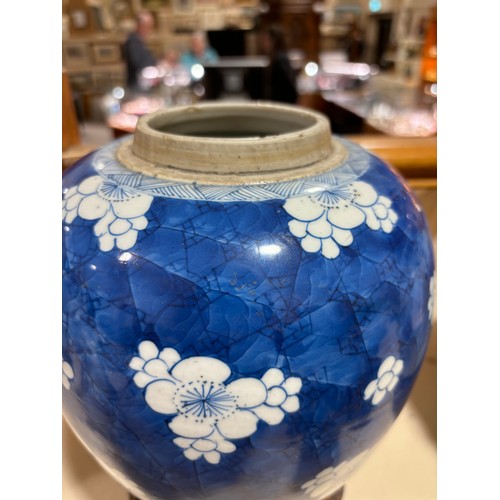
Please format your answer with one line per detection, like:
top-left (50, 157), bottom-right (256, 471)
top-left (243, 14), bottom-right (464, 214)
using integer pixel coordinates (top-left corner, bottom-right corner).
top-left (66, 0), bottom-right (98, 35)
top-left (111, 0), bottom-right (134, 20)
top-left (63, 42), bottom-right (92, 69)
top-left (92, 43), bottom-right (122, 64)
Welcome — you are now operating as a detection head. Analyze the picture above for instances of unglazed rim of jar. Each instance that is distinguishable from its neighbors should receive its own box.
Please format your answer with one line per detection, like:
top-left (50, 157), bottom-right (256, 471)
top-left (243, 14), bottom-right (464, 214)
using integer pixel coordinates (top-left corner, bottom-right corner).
top-left (116, 101), bottom-right (347, 185)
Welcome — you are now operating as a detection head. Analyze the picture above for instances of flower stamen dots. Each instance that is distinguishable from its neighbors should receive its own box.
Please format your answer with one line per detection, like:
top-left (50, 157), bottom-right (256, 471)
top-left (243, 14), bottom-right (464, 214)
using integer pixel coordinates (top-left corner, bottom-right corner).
top-left (129, 341), bottom-right (302, 464)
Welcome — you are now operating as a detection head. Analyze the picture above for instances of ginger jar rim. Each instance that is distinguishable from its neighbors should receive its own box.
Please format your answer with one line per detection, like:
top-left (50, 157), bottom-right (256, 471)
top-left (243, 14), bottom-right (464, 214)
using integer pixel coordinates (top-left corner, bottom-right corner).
top-left (116, 101), bottom-right (348, 186)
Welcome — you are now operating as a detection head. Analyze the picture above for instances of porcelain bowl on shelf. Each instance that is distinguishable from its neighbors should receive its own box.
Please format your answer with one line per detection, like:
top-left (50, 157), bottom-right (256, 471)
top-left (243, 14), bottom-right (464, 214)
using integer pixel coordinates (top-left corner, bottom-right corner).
top-left (62, 102), bottom-right (434, 500)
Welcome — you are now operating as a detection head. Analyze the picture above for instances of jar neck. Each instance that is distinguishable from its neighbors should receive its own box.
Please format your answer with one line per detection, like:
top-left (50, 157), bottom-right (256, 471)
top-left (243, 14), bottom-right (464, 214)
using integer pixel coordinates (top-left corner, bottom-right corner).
top-left (116, 102), bottom-right (346, 185)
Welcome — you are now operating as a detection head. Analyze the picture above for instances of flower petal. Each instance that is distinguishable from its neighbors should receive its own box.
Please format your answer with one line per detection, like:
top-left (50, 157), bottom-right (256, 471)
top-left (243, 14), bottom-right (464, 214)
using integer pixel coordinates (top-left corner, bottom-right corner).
top-left (116, 230), bottom-right (139, 250)
top-left (302, 478), bottom-right (316, 490)
top-left (112, 194), bottom-right (153, 219)
top-left (63, 185), bottom-right (78, 199)
top-left (217, 410), bottom-right (259, 439)
top-left (373, 203), bottom-right (388, 220)
top-left (321, 238), bottom-right (340, 259)
top-left (281, 395), bottom-right (300, 413)
top-left (214, 438), bottom-right (236, 453)
top-left (63, 209), bottom-right (78, 224)
top-left (351, 181), bottom-right (378, 206)
top-left (227, 377), bottom-right (267, 408)
top-left (307, 478), bottom-right (338, 499)
top-left (64, 193), bottom-right (81, 212)
top-left (283, 196), bottom-right (325, 221)
top-left (266, 387), bottom-right (287, 407)
top-left (252, 405), bottom-right (285, 425)
top-left (173, 437), bottom-right (193, 449)
top-left (192, 438), bottom-right (218, 452)
top-left (378, 196), bottom-right (391, 208)
top-left (327, 204), bottom-right (365, 229)
top-left (288, 219), bottom-right (307, 238)
top-left (282, 377), bottom-right (302, 395)
top-left (133, 371), bottom-right (156, 388)
top-left (371, 389), bottom-right (386, 405)
top-left (171, 357), bottom-right (231, 384)
top-left (203, 451), bottom-right (221, 464)
top-left (79, 194), bottom-right (110, 220)
top-left (169, 414), bottom-right (214, 438)
top-left (138, 341), bottom-right (159, 361)
top-left (378, 356), bottom-right (396, 377)
top-left (62, 361), bottom-right (74, 379)
top-left (392, 359), bottom-right (404, 375)
top-left (301, 234), bottom-right (321, 253)
top-left (363, 380), bottom-right (377, 400)
top-left (183, 448), bottom-right (202, 461)
top-left (78, 176), bottom-right (102, 195)
top-left (316, 466), bottom-right (335, 479)
top-left (93, 210), bottom-right (115, 237)
top-left (261, 368), bottom-right (285, 388)
top-left (98, 233), bottom-right (115, 252)
top-left (109, 218), bottom-right (133, 236)
top-left (331, 227), bottom-right (353, 247)
top-left (364, 209), bottom-right (381, 230)
top-left (159, 348), bottom-right (181, 369)
top-left (387, 375), bottom-right (400, 392)
top-left (388, 209), bottom-right (398, 224)
top-left (380, 218), bottom-right (393, 234)
top-left (377, 372), bottom-right (394, 390)
top-left (129, 356), bottom-right (145, 371)
top-left (307, 215), bottom-right (332, 238)
top-left (131, 215), bottom-right (149, 231)
top-left (144, 359), bottom-right (170, 379)
top-left (144, 380), bottom-right (177, 414)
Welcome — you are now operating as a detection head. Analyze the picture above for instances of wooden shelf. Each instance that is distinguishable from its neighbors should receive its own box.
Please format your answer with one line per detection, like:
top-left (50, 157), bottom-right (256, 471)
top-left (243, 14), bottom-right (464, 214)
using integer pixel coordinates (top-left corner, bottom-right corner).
top-left (65, 63), bottom-right (125, 75)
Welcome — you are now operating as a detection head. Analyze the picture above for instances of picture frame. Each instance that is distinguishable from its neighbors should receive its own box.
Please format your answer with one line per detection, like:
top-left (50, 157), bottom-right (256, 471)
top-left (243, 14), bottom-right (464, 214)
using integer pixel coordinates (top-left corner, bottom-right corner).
top-left (92, 43), bottom-right (122, 64)
top-left (63, 42), bottom-right (92, 69)
top-left (112, 0), bottom-right (134, 20)
top-left (172, 0), bottom-right (195, 14)
top-left (69, 8), bottom-right (89, 30)
top-left (67, 6), bottom-right (97, 35)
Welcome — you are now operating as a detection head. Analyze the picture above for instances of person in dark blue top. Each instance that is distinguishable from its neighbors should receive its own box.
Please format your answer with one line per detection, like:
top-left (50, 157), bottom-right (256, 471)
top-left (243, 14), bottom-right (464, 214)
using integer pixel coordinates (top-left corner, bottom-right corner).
top-left (123, 11), bottom-right (157, 90)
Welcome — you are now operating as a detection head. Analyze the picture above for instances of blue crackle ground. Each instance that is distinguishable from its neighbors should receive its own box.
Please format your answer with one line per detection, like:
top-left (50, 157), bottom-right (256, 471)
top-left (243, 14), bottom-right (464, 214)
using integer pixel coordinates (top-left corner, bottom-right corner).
top-left (62, 144), bottom-right (434, 500)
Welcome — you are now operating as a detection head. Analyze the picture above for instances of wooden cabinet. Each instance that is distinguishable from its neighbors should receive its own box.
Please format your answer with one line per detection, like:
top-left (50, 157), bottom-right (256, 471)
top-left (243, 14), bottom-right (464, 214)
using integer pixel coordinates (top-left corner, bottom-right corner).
top-left (261, 0), bottom-right (320, 61)
top-left (62, 69), bottom-right (81, 151)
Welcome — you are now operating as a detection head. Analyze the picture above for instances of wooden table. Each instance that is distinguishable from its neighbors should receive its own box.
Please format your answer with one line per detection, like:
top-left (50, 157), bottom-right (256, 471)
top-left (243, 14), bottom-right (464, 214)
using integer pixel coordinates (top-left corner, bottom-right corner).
top-left (346, 134), bottom-right (437, 189)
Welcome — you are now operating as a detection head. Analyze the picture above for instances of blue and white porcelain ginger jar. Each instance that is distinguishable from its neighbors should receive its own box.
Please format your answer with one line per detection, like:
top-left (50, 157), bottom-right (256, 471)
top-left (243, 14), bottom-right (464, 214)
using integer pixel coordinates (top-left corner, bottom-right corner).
top-left (62, 102), bottom-right (435, 500)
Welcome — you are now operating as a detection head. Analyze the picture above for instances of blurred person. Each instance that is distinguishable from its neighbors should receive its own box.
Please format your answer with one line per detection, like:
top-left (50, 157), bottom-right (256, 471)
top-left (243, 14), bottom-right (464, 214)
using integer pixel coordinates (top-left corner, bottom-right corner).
top-left (122, 10), bottom-right (158, 90)
top-left (344, 21), bottom-right (365, 62)
top-left (246, 25), bottom-right (298, 104)
top-left (180, 31), bottom-right (218, 70)
top-left (164, 48), bottom-right (181, 68)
